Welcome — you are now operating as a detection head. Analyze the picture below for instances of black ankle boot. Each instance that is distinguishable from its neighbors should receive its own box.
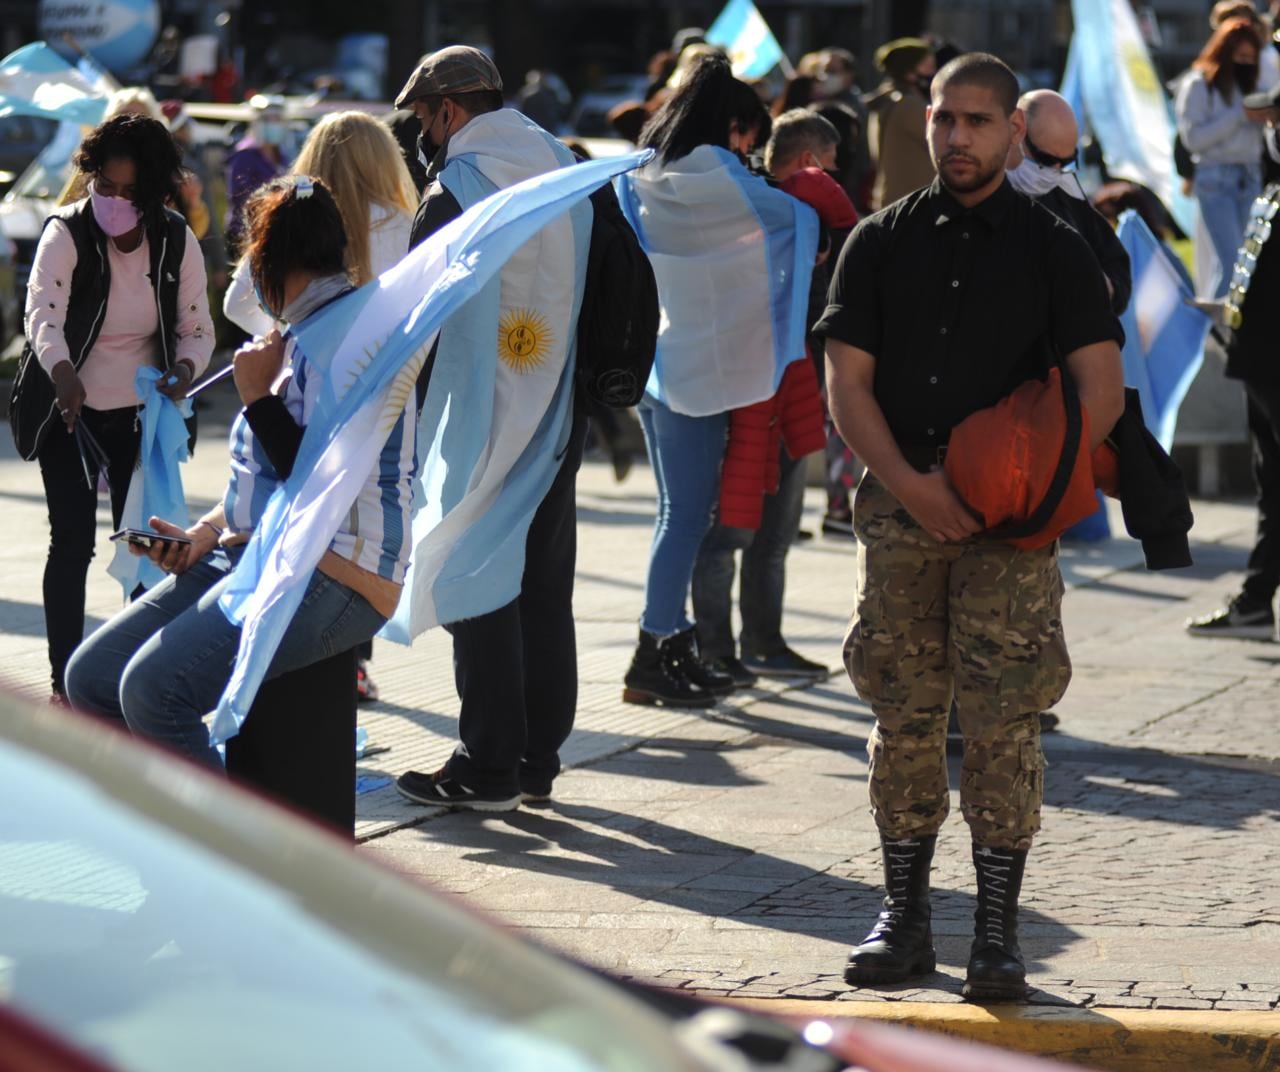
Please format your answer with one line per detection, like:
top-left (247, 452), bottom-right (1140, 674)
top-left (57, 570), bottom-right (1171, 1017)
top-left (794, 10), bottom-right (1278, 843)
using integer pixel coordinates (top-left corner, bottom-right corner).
top-left (622, 630), bottom-right (717, 709)
top-left (963, 843), bottom-right (1029, 1002)
top-left (665, 628), bottom-right (736, 696)
top-left (844, 835), bottom-right (937, 985)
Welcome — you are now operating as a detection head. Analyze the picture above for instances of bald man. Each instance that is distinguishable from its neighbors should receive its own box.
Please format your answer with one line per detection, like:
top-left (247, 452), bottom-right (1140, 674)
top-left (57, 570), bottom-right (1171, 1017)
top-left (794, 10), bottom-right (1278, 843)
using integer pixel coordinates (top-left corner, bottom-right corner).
top-left (1007, 90), bottom-right (1131, 314)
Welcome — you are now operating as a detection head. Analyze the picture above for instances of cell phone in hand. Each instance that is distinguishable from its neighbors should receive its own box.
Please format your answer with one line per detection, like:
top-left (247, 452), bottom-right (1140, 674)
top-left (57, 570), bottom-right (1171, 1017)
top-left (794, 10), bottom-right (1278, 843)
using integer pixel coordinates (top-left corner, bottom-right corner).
top-left (109, 528), bottom-right (193, 549)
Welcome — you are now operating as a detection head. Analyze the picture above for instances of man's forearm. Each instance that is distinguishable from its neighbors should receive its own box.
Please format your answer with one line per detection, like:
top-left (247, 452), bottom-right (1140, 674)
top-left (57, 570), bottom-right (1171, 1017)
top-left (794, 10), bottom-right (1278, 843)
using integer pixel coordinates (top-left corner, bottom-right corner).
top-left (1066, 341), bottom-right (1126, 450)
top-left (827, 371), bottom-right (918, 501)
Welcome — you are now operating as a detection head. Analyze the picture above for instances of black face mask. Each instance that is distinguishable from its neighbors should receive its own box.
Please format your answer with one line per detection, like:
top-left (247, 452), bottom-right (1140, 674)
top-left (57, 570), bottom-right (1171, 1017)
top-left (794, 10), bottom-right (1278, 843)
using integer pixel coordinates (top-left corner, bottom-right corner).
top-left (416, 131), bottom-right (437, 169)
top-left (1235, 62), bottom-right (1259, 91)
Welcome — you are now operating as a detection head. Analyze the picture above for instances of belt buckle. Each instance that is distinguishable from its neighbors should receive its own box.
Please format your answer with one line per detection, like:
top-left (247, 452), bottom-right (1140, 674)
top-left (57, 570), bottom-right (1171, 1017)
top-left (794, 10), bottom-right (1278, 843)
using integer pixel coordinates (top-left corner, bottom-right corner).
top-left (934, 444), bottom-right (948, 470)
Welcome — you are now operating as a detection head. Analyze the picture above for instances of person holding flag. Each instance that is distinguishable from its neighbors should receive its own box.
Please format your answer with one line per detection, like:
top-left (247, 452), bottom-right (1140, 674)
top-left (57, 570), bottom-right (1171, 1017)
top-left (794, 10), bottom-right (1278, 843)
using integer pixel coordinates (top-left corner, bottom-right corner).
top-left (64, 177), bottom-right (414, 770)
top-left (21, 113), bottom-right (212, 705)
top-left (390, 46), bottom-right (596, 812)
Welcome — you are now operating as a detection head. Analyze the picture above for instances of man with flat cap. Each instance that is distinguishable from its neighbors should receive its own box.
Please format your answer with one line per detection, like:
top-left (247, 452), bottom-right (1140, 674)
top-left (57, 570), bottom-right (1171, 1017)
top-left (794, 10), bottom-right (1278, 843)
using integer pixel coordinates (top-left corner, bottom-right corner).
top-left (391, 46), bottom-right (595, 813)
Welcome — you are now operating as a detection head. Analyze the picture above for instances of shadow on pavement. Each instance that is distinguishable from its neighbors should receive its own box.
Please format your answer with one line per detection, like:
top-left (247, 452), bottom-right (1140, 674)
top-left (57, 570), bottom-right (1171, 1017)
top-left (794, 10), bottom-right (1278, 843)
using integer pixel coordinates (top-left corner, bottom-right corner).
top-left (406, 802), bottom-right (1082, 974)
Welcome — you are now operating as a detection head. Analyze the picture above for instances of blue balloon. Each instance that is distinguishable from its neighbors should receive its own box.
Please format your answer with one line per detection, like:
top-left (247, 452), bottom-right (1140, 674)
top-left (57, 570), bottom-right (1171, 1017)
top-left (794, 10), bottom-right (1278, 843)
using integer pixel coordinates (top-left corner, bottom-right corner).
top-left (40, 0), bottom-right (160, 74)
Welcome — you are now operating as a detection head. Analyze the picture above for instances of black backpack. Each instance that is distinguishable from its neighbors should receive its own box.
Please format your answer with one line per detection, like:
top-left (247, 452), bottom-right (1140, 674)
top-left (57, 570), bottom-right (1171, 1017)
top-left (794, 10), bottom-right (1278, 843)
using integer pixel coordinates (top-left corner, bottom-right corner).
top-left (575, 182), bottom-right (658, 408)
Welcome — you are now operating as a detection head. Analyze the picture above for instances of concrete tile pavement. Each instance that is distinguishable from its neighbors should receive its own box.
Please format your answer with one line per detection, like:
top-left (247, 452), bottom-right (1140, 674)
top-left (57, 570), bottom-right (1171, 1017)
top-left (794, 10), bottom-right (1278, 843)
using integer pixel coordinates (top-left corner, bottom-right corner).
top-left (1, 395), bottom-right (1277, 1014)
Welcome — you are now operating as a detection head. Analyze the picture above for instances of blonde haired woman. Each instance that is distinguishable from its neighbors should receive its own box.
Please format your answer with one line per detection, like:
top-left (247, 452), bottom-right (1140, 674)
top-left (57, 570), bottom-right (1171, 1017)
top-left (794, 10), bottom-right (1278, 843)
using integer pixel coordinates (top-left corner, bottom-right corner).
top-left (224, 110), bottom-right (417, 337)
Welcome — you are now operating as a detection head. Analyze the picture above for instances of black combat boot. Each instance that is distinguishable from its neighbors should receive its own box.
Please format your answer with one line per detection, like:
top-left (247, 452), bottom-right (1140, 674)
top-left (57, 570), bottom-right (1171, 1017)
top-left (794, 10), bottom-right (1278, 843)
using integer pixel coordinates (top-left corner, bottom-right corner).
top-left (666, 627), bottom-right (736, 696)
top-left (963, 843), bottom-right (1030, 1002)
top-left (844, 835), bottom-right (937, 985)
top-left (622, 630), bottom-right (717, 709)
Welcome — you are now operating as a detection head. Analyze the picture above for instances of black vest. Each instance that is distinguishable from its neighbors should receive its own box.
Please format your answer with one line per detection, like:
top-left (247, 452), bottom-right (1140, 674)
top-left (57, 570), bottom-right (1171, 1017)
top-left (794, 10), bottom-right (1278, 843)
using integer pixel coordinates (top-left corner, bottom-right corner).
top-left (51, 199), bottom-right (189, 376)
top-left (10, 201), bottom-right (190, 459)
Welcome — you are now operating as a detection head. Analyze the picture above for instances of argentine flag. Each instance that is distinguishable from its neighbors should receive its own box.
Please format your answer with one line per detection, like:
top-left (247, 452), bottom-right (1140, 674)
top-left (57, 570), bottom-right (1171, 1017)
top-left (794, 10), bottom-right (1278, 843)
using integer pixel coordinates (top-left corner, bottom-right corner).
top-left (108, 369), bottom-right (192, 596)
top-left (211, 149), bottom-right (651, 740)
top-left (619, 144), bottom-right (818, 417)
top-left (0, 42), bottom-right (108, 126)
top-left (706, 0), bottom-right (787, 80)
top-left (1069, 0), bottom-right (1195, 235)
top-left (1117, 210), bottom-right (1210, 451)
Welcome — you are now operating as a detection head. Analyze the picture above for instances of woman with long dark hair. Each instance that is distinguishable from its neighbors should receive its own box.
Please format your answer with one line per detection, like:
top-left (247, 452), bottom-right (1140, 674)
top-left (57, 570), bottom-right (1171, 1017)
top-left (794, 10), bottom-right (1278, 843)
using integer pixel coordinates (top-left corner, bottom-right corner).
top-left (1176, 16), bottom-right (1266, 296)
top-left (25, 113), bottom-right (213, 703)
top-left (64, 176), bottom-right (417, 776)
top-left (617, 53), bottom-right (816, 708)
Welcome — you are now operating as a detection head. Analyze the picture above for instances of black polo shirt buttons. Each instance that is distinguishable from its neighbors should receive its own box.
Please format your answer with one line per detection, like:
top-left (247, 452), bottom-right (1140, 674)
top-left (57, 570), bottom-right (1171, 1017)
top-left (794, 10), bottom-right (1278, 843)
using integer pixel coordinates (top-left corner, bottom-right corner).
top-left (962, 231), bottom-right (970, 239)
top-left (951, 279), bottom-right (960, 288)
top-left (939, 326), bottom-right (948, 335)
top-left (929, 376), bottom-right (938, 384)
top-left (927, 428), bottom-right (936, 437)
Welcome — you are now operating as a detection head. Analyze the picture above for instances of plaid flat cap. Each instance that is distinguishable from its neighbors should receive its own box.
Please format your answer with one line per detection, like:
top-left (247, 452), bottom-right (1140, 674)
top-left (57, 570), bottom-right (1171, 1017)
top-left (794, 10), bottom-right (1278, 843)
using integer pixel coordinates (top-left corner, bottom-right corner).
top-left (394, 46), bottom-right (503, 108)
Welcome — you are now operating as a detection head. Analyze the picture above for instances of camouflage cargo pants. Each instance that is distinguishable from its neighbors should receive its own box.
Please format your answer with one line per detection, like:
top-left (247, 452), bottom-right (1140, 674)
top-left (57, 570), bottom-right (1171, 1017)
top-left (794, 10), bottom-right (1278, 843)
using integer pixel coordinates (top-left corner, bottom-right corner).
top-left (844, 475), bottom-right (1071, 850)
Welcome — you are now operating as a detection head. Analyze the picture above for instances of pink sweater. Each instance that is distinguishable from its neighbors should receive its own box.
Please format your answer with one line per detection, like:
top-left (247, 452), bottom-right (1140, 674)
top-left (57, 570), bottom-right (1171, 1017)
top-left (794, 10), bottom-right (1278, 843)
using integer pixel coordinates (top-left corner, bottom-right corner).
top-left (27, 219), bottom-right (214, 411)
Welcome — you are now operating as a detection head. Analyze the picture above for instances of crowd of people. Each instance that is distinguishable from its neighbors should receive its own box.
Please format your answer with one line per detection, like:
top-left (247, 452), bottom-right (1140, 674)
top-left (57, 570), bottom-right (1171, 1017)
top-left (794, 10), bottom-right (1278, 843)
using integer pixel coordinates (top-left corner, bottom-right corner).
top-left (14, 11), bottom-right (1273, 1005)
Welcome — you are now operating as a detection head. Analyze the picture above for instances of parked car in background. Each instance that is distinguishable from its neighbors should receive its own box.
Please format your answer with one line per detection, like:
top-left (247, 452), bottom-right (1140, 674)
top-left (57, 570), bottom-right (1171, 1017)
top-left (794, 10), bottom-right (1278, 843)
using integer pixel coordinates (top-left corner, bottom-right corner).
top-left (0, 692), bottom-right (1083, 1072)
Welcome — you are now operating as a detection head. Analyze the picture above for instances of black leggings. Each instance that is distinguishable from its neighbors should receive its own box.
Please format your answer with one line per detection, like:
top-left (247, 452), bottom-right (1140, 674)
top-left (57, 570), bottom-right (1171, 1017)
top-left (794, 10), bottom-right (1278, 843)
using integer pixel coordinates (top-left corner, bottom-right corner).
top-left (38, 406), bottom-right (139, 694)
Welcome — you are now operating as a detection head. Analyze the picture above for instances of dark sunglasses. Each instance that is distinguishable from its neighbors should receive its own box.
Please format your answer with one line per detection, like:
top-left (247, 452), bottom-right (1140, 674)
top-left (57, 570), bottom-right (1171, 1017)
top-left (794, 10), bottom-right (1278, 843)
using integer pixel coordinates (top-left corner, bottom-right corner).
top-left (1024, 133), bottom-right (1078, 170)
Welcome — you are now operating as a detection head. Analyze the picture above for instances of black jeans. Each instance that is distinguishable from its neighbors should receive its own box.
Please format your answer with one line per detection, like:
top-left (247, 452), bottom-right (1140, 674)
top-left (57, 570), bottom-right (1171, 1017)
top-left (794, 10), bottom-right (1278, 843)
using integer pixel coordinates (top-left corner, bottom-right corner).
top-left (692, 445), bottom-right (808, 661)
top-left (38, 406), bottom-right (139, 694)
top-left (1243, 381), bottom-right (1280, 607)
top-left (442, 413), bottom-right (586, 794)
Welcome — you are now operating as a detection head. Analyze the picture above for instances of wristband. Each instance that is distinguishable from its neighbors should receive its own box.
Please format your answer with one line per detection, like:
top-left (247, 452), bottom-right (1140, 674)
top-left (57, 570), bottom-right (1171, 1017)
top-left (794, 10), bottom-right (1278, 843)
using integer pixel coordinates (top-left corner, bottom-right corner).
top-left (198, 518), bottom-right (223, 540)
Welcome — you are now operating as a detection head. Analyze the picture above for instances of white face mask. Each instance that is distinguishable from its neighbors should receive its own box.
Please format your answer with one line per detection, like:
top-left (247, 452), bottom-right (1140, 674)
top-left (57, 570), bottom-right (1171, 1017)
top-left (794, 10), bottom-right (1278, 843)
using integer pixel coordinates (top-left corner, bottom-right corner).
top-left (1007, 156), bottom-right (1086, 201)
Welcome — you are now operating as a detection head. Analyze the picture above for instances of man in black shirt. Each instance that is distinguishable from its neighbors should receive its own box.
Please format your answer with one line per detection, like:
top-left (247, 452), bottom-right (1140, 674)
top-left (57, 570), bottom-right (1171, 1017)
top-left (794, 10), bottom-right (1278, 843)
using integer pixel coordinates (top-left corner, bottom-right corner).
top-left (1007, 89), bottom-right (1132, 315)
top-left (817, 53), bottom-right (1124, 1002)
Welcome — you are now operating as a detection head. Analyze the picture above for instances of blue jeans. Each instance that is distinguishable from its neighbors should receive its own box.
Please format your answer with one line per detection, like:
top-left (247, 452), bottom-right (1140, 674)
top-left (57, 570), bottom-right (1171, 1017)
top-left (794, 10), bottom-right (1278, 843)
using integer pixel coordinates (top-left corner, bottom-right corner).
top-left (65, 547), bottom-right (387, 770)
top-left (637, 395), bottom-right (728, 636)
top-left (1195, 161), bottom-right (1261, 297)
top-left (692, 445), bottom-right (809, 659)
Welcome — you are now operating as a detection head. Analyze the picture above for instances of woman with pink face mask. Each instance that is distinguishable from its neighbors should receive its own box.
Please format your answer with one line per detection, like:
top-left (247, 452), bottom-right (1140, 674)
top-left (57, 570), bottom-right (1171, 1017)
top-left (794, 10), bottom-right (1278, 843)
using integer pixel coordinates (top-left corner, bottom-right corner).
top-left (24, 113), bottom-right (214, 704)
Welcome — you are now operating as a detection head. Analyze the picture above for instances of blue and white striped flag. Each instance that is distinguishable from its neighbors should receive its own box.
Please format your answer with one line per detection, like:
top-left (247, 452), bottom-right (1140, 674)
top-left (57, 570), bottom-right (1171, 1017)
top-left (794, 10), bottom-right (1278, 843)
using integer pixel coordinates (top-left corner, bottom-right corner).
top-left (107, 368), bottom-right (192, 595)
top-left (706, 0), bottom-right (787, 80)
top-left (1117, 210), bottom-right (1210, 451)
top-left (1070, 0), bottom-right (1195, 235)
top-left (210, 149), bottom-right (650, 741)
top-left (0, 42), bottom-right (108, 125)
top-left (618, 144), bottom-right (818, 417)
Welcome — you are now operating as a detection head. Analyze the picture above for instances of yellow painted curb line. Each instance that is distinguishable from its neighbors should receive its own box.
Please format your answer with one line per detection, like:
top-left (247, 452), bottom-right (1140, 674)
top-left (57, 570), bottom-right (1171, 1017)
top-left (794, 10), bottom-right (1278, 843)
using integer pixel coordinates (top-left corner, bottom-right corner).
top-left (724, 998), bottom-right (1280, 1072)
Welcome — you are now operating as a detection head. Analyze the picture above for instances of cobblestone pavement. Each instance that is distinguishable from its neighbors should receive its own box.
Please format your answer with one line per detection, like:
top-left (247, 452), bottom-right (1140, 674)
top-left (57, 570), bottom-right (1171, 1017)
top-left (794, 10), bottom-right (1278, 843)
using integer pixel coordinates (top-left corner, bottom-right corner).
top-left (2, 393), bottom-right (1277, 1013)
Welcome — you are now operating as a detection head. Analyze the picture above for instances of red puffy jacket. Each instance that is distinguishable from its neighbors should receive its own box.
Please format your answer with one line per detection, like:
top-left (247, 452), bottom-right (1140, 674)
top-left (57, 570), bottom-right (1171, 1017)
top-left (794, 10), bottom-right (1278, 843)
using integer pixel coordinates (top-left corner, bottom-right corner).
top-left (719, 357), bottom-right (827, 530)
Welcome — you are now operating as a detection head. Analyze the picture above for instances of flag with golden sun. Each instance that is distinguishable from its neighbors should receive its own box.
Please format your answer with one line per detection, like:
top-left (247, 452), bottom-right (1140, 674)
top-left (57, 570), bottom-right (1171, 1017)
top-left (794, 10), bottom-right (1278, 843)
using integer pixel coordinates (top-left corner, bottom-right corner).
top-left (211, 133), bottom-right (649, 734)
top-left (388, 110), bottom-right (642, 639)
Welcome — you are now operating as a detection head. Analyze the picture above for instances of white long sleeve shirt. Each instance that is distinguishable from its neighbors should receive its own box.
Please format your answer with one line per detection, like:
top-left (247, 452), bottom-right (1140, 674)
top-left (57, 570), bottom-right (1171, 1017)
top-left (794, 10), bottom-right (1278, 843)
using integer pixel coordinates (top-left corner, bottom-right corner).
top-left (222, 201), bottom-right (412, 337)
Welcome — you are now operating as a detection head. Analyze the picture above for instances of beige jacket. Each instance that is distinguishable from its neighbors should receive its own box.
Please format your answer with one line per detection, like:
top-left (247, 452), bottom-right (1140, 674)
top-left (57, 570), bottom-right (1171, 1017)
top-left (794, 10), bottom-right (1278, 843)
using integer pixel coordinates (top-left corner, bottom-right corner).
top-left (871, 90), bottom-right (935, 210)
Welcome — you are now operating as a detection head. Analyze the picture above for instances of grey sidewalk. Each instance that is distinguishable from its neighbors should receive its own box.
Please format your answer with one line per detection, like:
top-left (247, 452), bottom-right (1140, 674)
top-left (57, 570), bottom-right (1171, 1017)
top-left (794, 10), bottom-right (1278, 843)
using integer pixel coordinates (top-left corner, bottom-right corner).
top-left (1, 397), bottom-right (1277, 1012)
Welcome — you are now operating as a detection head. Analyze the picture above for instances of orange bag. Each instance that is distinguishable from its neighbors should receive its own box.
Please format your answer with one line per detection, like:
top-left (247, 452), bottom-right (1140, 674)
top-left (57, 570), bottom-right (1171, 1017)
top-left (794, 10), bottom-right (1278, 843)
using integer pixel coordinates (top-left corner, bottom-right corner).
top-left (945, 367), bottom-right (1118, 550)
